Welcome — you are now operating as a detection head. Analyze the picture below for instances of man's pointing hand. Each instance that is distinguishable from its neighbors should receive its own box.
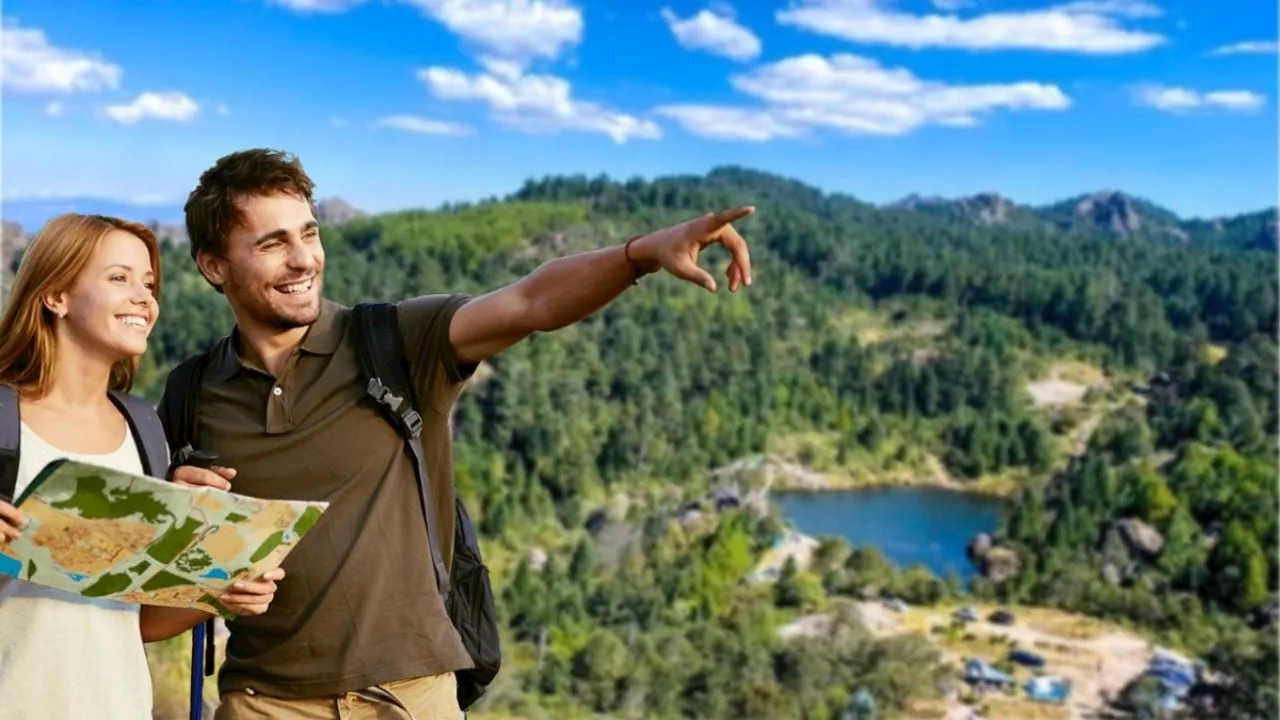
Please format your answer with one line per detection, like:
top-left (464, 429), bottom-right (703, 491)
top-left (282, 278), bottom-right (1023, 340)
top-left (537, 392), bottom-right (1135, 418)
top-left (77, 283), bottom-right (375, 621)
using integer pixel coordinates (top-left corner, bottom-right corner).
top-left (629, 206), bottom-right (755, 293)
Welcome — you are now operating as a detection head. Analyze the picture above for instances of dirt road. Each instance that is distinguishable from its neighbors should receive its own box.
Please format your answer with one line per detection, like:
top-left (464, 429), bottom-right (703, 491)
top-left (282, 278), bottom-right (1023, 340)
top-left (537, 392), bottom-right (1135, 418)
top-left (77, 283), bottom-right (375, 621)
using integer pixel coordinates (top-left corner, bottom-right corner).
top-left (856, 602), bottom-right (1154, 720)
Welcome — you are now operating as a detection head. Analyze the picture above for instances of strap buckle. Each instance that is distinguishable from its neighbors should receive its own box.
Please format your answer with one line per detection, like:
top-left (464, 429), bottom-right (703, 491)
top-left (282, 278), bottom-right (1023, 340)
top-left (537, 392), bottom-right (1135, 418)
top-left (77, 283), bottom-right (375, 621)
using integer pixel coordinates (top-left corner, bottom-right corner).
top-left (366, 377), bottom-right (424, 438)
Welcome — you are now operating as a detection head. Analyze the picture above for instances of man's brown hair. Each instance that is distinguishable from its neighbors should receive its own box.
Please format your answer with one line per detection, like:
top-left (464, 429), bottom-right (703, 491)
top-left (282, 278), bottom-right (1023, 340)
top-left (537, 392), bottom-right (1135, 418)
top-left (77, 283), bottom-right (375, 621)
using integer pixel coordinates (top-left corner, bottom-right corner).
top-left (184, 148), bottom-right (317, 265)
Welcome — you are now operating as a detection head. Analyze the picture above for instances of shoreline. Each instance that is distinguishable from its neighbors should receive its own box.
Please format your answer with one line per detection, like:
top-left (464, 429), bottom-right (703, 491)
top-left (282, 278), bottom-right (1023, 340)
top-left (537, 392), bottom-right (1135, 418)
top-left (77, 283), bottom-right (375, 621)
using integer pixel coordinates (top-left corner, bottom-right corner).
top-left (768, 471), bottom-right (1019, 502)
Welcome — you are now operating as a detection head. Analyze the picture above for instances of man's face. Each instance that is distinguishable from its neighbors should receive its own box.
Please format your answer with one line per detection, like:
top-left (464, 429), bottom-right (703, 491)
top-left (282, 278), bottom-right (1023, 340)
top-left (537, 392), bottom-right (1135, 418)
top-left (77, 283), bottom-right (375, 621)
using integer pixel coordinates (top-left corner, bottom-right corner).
top-left (200, 191), bottom-right (325, 331)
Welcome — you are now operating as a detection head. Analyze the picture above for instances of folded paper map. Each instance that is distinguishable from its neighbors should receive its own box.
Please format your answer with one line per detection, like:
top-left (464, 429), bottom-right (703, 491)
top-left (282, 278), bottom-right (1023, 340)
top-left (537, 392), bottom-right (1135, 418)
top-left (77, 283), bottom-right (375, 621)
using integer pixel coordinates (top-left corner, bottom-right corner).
top-left (0, 458), bottom-right (327, 618)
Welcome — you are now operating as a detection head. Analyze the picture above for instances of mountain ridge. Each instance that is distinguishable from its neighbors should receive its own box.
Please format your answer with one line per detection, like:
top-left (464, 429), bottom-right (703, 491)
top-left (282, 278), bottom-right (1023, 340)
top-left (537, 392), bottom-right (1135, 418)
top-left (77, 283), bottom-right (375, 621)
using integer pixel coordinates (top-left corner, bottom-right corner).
top-left (3, 167), bottom-right (1275, 250)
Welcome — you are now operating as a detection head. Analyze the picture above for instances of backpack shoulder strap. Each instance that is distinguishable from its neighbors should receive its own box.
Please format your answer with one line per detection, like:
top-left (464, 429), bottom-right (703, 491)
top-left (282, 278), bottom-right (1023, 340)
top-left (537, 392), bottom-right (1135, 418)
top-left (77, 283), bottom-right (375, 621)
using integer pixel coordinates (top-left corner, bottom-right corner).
top-left (351, 302), bottom-right (450, 598)
top-left (108, 390), bottom-right (170, 480)
top-left (154, 349), bottom-right (219, 709)
top-left (0, 384), bottom-right (20, 504)
top-left (159, 351), bottom-right (211, 474)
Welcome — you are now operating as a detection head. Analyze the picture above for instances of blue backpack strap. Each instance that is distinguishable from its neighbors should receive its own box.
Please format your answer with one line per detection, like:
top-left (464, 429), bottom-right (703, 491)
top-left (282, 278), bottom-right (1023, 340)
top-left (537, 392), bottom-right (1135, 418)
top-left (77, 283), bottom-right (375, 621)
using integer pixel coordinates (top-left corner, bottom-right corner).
top-left (0, 384), bottom-right (19, 504)
top-left (106, 389), bottom-right (170, 479)
top-left (156, 352), bottom-right (216, 720)
top-left (110, 386), bottom-right (211, 718)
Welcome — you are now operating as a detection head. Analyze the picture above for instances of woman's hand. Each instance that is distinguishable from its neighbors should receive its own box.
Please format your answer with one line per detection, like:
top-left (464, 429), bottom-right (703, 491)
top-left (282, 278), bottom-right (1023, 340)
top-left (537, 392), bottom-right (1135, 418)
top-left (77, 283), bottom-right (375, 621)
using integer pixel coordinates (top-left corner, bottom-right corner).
top-left (0, 501), bottom-right (27, 544)
top-left (220, 567), bottom-right (286, 617)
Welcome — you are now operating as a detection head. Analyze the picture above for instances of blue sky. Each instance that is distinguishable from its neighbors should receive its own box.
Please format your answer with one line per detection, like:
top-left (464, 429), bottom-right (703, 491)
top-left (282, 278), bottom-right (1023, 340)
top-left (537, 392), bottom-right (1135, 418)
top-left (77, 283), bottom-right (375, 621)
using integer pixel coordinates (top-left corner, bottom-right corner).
top-left (2, 0), bottom-right (1276, 219)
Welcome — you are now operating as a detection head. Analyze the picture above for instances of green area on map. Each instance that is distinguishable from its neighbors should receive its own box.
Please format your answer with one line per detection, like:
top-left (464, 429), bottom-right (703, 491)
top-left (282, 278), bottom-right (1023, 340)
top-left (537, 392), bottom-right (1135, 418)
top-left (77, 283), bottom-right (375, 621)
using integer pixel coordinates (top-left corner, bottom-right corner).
top-left (0, 458), bottom-right (328, 618)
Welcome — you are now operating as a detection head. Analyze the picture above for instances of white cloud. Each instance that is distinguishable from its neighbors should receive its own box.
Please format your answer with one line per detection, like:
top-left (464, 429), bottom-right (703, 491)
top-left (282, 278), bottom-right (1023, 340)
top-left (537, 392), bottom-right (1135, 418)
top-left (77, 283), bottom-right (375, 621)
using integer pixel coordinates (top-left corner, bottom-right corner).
top-left (402, 0), bottom-right (582, 63)
top-left (1052, 0), bottom-right (1162, 18)
top-left (1203, 91), bottom-right (1266, 111)
top-left (375, 114), bottom-right (473, 135)
top-left (1, 20), bottom-right (123, 93)
top-left (331, 117), bottom-right (349, 127)
top-left (657, 53), bottom-right (1070, 140)
top-left (419, 60), bottom-right (660, 143)
top-left (215, 103), bottom-right (230, 116)
top-left (659, 7), bottom-right (762, 61)
top-left (104, 92), bottom-right (200, 124)
top-left (1211, 40), bottom-right (1279, 56)
top-left (654, 106), bottom-right (805, 141)
top-left (1135, 84), bottom-right (1266, 113)
top-left (775, 0), bottom-right (1165, 54)
top-left (265, 0), bottom-right (582, 63)
top-left (44, 100), bottom-right (66, 116)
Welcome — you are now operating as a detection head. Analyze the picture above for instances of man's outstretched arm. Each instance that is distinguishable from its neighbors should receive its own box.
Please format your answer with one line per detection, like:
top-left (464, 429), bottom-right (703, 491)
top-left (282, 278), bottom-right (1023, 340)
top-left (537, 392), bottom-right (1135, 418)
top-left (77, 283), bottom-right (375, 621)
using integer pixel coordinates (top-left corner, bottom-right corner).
top-left (449, 206), bottom-right (756, 364)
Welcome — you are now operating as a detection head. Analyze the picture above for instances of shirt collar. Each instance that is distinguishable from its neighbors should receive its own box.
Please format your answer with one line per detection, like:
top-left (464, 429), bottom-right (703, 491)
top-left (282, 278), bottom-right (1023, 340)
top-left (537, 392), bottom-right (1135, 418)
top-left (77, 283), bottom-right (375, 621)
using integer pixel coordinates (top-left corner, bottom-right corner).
top-left (208, 299), bottom-right (345, 382)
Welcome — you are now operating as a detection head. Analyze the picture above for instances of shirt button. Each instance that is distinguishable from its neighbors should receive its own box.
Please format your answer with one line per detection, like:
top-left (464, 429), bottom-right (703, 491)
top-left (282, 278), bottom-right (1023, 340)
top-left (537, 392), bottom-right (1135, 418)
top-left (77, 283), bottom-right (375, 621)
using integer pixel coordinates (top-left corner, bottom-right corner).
top-left (272, 386), bottom-right (283, 397)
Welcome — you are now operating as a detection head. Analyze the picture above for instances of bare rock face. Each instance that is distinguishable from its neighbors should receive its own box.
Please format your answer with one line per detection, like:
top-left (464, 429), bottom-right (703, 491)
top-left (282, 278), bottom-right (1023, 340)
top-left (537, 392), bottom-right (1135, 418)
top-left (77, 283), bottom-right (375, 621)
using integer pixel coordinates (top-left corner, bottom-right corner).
top-left (980, 546), bottom-right (1021, 583)
top-left (957, 193), bottom-right (1014, 226)
top-left (1075, 191), bottom-right (1143, 237)
top-left (526, 547), bottom-right (548, 572)
top-left (967, 533), bottom-right (1019, 583)
top-left (967, 532), bottom-right (994, 561)
top-left (1115, 517), bottom-right (1165, 559)
top-left (1102, 563), bottom-right (1122, 586)
top-left (315, 197), bottom-right (367, 226)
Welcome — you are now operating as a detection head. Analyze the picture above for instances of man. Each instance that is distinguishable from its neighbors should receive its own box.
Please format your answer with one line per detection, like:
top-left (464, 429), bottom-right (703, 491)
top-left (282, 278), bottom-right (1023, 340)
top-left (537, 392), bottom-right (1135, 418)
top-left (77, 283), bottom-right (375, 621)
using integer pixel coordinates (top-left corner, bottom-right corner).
top-left (162, 148), bottom-right (754, 718)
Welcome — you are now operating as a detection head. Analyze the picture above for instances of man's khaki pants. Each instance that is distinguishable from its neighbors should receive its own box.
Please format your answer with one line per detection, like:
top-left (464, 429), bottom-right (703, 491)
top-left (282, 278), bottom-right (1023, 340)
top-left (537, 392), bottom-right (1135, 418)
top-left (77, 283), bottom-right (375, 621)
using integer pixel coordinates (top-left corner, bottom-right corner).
top-left (214, 672), bottom-right (463, 720)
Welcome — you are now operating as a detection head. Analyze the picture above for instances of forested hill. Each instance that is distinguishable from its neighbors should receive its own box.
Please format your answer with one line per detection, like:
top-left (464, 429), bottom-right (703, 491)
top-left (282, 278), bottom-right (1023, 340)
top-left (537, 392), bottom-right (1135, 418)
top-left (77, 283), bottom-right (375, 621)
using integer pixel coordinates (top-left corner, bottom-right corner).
top-left (116, 166), bottom-right (1276, 718)
top-left (513, 166), bottom-right (1278, 250)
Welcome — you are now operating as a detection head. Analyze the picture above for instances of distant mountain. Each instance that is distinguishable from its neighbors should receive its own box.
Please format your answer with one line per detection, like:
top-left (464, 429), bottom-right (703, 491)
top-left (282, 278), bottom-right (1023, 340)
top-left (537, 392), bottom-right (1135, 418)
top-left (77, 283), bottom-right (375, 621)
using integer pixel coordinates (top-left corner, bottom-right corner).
top-left (316, 197), bottom-right (368, 226)
top-left (3, 181), bottom-right (1273, 254)
top-left (886, 188), bottom-right (1276, 250)
top-left (0, 195), bottom-right (370, 250)
top-left (1038, 190), bottom-right (1185, 240)
top-left (889, 192), bottom-right (1037, 227)
top-left (1, 197), bottom-right (185, 231)
top-left (1181, 210), bottom-right (1279, 251)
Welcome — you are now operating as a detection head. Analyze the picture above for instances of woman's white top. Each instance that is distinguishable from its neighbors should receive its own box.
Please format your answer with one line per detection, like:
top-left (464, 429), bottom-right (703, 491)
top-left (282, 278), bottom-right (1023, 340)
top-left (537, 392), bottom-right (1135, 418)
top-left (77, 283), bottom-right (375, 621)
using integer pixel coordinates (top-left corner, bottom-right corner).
top-left (0, 421), bottom-right (153, 720)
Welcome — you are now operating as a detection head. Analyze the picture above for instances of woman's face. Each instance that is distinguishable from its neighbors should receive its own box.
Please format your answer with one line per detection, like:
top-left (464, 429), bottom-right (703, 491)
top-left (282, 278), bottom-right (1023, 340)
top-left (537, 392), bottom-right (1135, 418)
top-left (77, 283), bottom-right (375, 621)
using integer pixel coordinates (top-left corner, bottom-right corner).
top-left (51, 230), bottom-right (159, 363)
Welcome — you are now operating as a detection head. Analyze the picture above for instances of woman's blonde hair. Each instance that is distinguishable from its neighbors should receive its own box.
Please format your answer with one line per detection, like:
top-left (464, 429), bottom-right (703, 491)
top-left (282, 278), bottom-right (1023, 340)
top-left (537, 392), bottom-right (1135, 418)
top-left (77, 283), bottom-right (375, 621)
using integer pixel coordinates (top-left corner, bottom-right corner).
top-left (0, 213), bottom-right (162, 397)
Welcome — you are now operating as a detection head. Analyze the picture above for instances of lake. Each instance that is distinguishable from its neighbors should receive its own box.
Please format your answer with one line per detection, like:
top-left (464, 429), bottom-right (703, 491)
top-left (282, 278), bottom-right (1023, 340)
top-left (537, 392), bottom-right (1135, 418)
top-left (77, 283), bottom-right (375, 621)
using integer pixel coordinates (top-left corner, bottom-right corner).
top-left (774, 486), bottom-right (1007, 580)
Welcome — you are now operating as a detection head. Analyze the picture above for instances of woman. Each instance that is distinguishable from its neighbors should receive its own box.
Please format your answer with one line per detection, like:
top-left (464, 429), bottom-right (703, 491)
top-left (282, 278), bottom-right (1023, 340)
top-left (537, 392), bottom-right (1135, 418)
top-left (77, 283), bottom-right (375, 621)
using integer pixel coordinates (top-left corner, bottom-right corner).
top-left (0, 214), bottom-right (283, 720)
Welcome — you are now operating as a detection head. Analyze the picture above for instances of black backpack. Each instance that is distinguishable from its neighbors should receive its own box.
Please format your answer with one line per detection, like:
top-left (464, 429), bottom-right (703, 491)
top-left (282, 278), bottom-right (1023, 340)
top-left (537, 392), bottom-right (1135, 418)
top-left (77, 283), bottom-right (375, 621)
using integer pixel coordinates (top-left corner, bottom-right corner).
top-left (160, 302), bottom-right (501, 719)
top-left (0, 384), bottom-right (171, 503)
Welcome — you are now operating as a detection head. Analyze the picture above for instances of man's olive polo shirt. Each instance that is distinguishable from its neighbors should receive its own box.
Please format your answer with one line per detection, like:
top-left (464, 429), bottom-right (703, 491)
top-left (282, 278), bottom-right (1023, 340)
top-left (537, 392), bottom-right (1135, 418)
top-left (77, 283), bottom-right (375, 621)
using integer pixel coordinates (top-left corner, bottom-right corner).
top-left (161, 296), bottom-right (476, 698)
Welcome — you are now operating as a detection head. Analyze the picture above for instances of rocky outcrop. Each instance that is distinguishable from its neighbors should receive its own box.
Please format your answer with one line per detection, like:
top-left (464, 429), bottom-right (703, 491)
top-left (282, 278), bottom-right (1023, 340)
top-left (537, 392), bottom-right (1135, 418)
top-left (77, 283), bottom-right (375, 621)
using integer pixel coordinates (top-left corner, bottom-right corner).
top-left (967, 533), bottom-right (1020, 583)
top-left (1114, 517), bottom-right (1165, 559)
top-left (316, 197), bottom-right (367, 226)
top-left (967, 532), bottom-right (993, 560)
top-left (1074, 191), bottom-right (1143, 237)
top-left (711, 454), bottom-right (827, 491)
top-left (981, 547), bottom-right (1021, 583)
top-left (889, 192), bottom-right (1016, 226)
top-left (956, 193), bottom-right (1015, 226)
top-left (526, 547), bottom-right (548, 572)
top-left (1102, 563), bottom-right (1122, 586)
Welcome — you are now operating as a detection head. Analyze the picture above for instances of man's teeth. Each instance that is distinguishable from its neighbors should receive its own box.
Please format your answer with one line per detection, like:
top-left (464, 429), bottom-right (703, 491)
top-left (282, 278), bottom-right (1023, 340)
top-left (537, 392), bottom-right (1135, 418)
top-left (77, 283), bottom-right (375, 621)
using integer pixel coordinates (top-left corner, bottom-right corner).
top-left (119, 316), bottom-right (147, 328)
top-left (280, 280), bottom-right (312, 294)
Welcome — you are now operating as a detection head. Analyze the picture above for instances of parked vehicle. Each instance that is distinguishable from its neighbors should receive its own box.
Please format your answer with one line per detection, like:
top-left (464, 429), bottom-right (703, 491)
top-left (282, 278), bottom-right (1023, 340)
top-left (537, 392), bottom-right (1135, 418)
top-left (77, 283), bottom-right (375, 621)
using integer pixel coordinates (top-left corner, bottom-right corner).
top-left (988, 608), bottom-right (1016, 625)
